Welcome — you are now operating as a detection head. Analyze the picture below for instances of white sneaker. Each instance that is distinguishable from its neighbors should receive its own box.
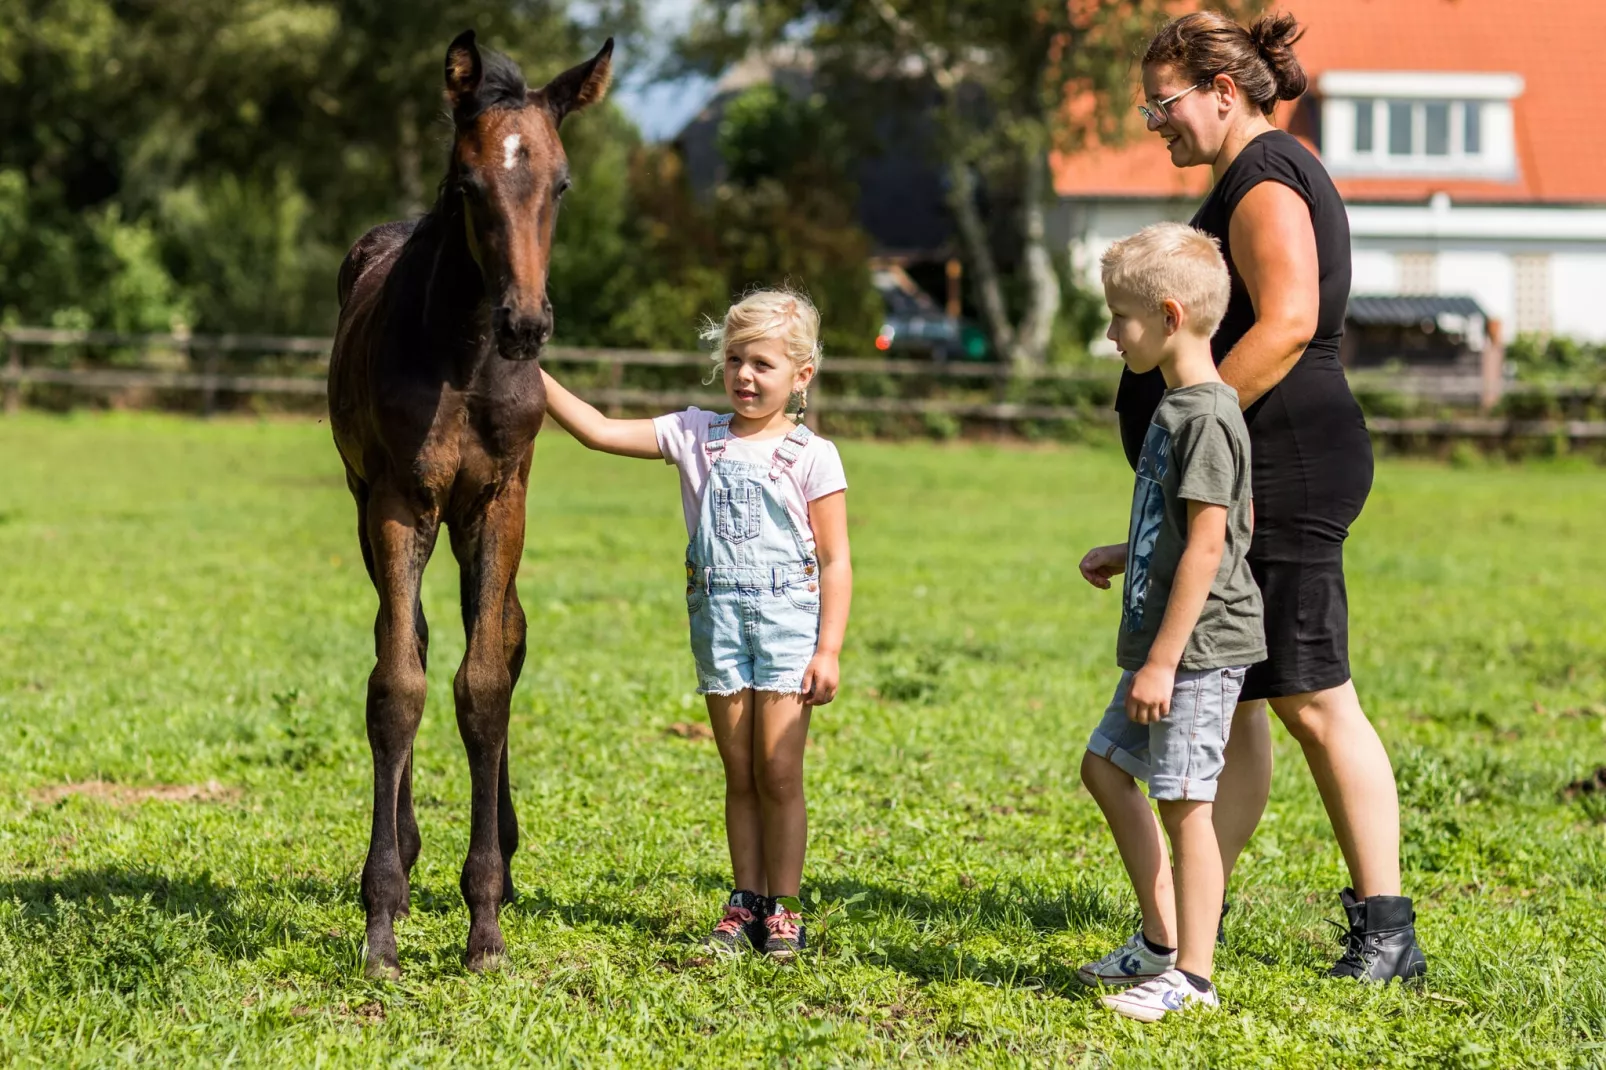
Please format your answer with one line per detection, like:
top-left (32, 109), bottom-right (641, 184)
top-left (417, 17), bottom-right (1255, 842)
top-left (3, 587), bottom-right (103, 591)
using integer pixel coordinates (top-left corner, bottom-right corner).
top-left (1076, 931), bottom-right (1176, 988)
top-left (1100, 969), bottom-right (1219, 1022)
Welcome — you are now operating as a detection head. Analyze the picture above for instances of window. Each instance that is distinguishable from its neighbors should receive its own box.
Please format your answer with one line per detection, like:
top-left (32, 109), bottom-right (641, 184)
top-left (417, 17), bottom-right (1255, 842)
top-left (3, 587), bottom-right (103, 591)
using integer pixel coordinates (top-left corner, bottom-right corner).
top-left (1388, 101), bottom-right (1414, 155)
top-left (1354, 98), bottom-right (1374, 152)
top-left (1354, 98), bottom-right (1487, 162)
top-left (1513, 254), bottom-right (1551, 336)
top-left (1424, 102), bottom-right (1450, 156)
top-left (1320, 72), bottom-right (1519, 180)
top-left (1464, 102), bottom-right (1482, 154)
top-left (1396, 252), bottom-right (1437, 296)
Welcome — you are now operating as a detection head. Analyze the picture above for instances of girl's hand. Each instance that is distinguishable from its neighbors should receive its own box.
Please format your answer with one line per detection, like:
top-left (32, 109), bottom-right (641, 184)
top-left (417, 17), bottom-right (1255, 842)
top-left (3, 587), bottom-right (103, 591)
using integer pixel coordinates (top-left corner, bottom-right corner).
top-left (1126, 662), bottom-right (1175, 724)
top-left (802, 652), bottom-right (840, 705)
top-left (1079, 543), bottom-right (1128, 589)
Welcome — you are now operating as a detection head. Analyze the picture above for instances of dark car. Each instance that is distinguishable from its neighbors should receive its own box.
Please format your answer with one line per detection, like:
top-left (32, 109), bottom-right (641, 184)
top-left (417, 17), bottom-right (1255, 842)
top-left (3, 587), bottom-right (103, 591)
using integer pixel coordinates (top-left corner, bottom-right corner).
top-left (871, 266), bottom-right (988, 361)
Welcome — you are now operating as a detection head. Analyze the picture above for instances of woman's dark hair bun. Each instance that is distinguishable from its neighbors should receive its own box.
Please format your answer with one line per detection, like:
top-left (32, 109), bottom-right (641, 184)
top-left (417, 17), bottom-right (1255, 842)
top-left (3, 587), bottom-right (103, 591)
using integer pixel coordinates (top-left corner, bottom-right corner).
top-left (1248, 12), bottom-right (1308, 101)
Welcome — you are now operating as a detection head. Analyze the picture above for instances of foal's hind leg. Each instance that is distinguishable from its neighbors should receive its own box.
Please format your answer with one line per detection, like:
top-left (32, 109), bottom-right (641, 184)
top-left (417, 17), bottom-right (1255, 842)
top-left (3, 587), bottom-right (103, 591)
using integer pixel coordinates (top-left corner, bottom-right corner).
top-left (396, 600), bottom-right (430, 897)
top-left (359, 486), bottom-right (439, 979)
top-left (449, 483), bottom-right (528, 970)
top-left (498, 579), bottom-right (527, 905)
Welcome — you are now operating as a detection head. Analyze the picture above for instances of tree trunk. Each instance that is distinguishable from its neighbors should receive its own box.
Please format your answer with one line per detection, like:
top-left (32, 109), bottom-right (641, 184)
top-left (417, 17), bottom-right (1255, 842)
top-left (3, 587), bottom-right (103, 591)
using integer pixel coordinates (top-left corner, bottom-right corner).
top-left (1013, 146), bottom-right (1061, 369)
top-left (397, 97), bottom-right (425, 218)
top-left (945, 157), bottom-right (1015, 362)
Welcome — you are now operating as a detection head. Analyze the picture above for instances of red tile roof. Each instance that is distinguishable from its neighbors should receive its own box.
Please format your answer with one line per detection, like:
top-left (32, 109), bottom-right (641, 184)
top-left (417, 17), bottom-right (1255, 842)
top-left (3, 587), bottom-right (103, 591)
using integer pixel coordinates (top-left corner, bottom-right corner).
top-left (1052, 0), bottom-right (1606, 204)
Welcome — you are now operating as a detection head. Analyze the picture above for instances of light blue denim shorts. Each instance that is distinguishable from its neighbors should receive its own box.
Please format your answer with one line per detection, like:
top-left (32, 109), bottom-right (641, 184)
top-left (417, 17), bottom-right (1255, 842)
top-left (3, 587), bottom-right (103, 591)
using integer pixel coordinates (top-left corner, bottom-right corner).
top-left (687, 566), bottom-right (821, 695)
top-left (1087, 665), bottom-right (1249, 802)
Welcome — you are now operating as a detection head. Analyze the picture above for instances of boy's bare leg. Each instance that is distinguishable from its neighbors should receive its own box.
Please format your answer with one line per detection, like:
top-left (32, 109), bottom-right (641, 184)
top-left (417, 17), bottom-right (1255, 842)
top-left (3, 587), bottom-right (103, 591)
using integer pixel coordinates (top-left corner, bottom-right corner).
top-left (1214, 700), bottom-right (1272, 887)
top-left (752, 690), bottom-right (812, 897)
top-left (1081, 751), bottom-right (1176, 947)
top-left (1158, 799), bottom-right (1222, 979)
top-left (706, 690), bottom-right (766, 894)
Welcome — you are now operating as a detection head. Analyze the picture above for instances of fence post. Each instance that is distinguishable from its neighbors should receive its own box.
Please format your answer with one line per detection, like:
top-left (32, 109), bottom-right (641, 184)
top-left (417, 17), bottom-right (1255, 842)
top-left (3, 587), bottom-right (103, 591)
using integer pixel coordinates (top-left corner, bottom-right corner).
top-left (607, 356), bottom-right (624, 418)
top-left (3, 334), bottom-right (18, 415)
top-left (1480, 318), bottom-right (1504, 414)
top-left (200, 346), bottom-right (219, 417)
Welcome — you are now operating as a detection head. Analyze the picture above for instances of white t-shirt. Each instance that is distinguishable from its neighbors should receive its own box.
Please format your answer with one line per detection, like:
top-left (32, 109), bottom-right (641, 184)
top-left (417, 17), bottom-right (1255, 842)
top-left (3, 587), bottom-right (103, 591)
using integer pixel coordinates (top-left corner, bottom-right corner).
top-left (653, 407), bottom-right (847, 552)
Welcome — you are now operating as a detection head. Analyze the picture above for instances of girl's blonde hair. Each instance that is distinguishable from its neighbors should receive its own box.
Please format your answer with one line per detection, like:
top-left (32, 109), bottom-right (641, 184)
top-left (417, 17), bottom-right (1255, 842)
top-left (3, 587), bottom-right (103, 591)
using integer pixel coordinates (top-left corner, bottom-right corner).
top-left (700, 288), bottom-right (822, 416)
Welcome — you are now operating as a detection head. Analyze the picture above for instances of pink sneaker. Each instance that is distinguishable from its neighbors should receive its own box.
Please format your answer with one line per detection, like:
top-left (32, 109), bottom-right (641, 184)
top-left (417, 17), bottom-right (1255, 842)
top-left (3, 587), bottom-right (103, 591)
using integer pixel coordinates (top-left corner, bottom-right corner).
top-left (706, 890), bottom-right (765, 955)
top-left (761, 898), bottom-right (807, 959)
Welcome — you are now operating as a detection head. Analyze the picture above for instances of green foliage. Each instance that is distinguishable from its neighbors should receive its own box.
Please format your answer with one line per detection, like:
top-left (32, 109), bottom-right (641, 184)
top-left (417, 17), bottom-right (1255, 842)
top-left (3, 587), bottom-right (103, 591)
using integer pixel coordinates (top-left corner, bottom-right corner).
top-left (1, 414), bottom-right (1605, 1064)
top-left (1506, 333), bottom-right (1606, 385)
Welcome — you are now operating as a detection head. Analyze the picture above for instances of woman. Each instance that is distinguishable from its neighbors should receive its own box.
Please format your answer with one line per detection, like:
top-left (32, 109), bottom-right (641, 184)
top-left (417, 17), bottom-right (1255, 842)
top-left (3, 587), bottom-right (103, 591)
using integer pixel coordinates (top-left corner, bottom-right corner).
top-left (1115, 11), bottom-right (1425, 981)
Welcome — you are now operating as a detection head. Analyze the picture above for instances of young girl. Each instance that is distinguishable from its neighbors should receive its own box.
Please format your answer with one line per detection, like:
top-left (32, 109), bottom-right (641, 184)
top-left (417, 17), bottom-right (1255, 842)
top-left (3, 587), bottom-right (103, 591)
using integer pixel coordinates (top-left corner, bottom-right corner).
top-left (539, 289), bottom-right (852, 958)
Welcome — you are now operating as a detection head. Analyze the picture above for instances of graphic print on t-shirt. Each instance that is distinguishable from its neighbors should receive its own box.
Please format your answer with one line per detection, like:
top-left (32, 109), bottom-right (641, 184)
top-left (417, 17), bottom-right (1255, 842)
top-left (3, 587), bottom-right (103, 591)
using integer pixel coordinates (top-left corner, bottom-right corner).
top-left (1123, 422), bottom-right (1171, 633)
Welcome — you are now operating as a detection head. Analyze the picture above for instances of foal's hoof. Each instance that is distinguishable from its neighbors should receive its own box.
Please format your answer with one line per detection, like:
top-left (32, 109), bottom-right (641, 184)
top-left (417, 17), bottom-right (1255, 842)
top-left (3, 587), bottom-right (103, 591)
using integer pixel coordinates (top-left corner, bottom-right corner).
top-left (466, 948), bottom-right (508, 974)
top-left (363, 952), bottom-right (402, 981)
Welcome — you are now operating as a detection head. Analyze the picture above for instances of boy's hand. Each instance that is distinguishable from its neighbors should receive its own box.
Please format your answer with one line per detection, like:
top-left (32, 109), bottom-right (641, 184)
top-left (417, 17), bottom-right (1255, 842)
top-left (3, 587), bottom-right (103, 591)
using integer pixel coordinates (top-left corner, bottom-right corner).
top-left (1126, 662), bottom-right (1175, 723)
top-left (802, 652), bottom-right (840, 705)
top-left (1079, 543), bottom-right (1128, 589)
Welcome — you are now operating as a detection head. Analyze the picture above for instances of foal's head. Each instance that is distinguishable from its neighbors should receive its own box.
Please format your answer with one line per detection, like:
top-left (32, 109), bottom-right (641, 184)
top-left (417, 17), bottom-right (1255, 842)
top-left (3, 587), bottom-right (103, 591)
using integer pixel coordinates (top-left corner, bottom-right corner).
top-left (443, 30), bottom-right (612, 360)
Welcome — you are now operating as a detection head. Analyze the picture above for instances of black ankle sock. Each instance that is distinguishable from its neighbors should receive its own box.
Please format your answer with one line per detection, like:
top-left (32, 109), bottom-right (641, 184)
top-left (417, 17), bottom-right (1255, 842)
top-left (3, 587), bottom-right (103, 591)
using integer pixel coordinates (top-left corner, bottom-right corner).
top-left (1179, 969), bottom-right (1213, 993)
top-left (1141, 932), bottom-right (1175, 957)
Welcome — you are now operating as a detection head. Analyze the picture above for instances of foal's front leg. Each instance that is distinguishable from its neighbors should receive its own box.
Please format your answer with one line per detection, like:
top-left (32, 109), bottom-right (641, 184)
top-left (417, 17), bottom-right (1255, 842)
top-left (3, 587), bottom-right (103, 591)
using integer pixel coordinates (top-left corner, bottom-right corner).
top-left (359, 487), bottom-right (439, 979)
top-left (450, 483), bottom-right (528, 970)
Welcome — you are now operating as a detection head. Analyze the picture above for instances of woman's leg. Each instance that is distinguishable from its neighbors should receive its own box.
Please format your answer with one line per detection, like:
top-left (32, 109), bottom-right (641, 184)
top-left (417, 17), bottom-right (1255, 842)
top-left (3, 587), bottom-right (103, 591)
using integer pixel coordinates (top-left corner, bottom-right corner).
top-left (706, 690), bottom-right (766, 894)
top-left (1269, 679), bottom-right (1401, 898)
top-left (1081, 751), bottom-right (1175, 947)
top-left (1213, 700), bottom-right (1273, 887)
top-left (751, 690), bottom-right (811, 897)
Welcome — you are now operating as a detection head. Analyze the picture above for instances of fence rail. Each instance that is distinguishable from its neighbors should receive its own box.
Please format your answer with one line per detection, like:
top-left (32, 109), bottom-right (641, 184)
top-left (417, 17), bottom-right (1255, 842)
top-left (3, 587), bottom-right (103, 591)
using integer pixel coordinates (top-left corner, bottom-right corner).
top-left (4, 326), bottom-right (1604, 440)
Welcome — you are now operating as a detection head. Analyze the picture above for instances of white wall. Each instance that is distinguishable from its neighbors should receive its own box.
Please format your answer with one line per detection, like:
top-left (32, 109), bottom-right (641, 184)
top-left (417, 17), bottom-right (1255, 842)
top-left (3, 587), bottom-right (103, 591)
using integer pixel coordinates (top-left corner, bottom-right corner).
top-left (1551, 253), bottom-right (1606, 340)
top-left (1058, 196), bottom-right (1606, 346)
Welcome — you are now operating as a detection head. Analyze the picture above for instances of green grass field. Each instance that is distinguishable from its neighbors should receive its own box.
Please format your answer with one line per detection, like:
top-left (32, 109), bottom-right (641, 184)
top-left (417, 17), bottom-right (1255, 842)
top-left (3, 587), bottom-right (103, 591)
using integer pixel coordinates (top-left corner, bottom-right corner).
top-left (1, 413), bottom-right (1605, 1067)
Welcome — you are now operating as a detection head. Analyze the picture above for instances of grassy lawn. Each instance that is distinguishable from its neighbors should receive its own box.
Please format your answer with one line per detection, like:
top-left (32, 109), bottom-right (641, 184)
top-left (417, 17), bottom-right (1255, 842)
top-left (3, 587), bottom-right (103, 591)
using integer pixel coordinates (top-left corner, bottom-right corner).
top-left (1, 412), bottom-right (1605, 1067)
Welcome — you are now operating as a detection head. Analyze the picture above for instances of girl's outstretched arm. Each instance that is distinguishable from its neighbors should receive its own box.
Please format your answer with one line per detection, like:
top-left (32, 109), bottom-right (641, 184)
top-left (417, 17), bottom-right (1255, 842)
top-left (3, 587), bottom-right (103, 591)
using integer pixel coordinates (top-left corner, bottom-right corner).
top-left (802, 489), bottom-right (851, 705)
top-left (540, 369), bottom-right (662, 458)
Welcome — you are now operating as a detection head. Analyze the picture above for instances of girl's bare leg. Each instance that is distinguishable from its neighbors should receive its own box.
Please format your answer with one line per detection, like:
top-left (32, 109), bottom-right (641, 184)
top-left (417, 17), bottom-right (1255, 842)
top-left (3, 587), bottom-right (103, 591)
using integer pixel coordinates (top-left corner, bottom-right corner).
top-left (752, 690), bottom-right (811, 897)
top-left (706, 690), bottom-right (765, 894)
top-left (1080, 751), bottom-right (1176, 947)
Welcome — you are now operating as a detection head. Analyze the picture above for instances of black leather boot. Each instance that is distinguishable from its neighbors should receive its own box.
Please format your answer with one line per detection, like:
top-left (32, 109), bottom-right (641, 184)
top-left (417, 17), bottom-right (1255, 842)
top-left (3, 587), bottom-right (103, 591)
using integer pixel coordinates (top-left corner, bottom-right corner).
top-left (1327, 887), bottom-right (1427, 982)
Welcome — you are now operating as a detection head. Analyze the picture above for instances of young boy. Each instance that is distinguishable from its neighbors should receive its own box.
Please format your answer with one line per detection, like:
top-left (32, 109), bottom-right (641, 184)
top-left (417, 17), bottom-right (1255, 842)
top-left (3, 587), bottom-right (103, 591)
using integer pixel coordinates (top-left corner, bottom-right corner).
top-left (1075, 223), bottom-right (1265, 1021)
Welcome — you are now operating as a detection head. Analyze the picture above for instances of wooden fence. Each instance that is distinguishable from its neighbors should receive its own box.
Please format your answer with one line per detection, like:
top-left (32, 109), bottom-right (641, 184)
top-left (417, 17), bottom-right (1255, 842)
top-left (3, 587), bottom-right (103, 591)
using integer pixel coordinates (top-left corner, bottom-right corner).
top-left (4, 325), bottom-right (1605, 441)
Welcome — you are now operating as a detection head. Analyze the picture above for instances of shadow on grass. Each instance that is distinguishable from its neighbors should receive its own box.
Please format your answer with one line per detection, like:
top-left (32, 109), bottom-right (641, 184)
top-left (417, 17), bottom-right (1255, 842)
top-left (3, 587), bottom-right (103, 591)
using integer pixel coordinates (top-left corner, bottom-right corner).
top-left (0, 866), bottom-right (351, 966)
top-left (796, 875), bottom-right (1129, 995)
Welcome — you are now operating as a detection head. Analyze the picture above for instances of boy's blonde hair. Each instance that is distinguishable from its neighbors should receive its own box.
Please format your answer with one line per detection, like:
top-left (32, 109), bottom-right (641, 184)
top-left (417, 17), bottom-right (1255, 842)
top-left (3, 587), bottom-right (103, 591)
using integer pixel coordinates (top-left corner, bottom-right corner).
top-left (1100, 223), bottom-right (1231, 337)
top-left (701, 288), bottom-right (823, 386)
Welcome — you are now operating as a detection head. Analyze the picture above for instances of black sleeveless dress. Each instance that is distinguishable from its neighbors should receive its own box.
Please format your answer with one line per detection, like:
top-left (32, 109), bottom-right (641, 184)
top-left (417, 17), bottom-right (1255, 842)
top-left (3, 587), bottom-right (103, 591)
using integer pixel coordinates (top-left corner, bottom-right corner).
top-left (1116, 130), bottom-right (1372, 702)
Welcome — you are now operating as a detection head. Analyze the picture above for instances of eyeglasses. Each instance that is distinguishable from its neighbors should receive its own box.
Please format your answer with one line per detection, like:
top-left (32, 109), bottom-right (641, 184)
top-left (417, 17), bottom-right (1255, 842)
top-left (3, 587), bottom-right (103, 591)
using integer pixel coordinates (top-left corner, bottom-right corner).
top-left (1138, 82), bottom-right (1208, 127)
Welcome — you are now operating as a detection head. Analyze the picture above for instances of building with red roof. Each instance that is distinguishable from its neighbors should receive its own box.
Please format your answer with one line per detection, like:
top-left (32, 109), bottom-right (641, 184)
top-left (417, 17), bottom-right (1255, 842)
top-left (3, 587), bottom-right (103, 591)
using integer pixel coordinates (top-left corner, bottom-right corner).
top-left (1055, 0), bottom-right (1606, 345)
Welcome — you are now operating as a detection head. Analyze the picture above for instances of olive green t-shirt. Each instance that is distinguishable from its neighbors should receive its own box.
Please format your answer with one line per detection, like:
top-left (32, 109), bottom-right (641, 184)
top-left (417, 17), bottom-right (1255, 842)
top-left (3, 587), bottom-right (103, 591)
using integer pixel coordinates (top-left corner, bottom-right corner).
top-left (1116, 382), bottom-right (1266, 672)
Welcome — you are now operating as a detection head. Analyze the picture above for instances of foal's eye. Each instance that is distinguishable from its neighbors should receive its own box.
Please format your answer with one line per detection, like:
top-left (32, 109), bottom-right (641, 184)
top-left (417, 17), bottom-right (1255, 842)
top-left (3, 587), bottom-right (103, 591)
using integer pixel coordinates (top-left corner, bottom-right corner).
top-left (556, 178), bottom-right (572, 198)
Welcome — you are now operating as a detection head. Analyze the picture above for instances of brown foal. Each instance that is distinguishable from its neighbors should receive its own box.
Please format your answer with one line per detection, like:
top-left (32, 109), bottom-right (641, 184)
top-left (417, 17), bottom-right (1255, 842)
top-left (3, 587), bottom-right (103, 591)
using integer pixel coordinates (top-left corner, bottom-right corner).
top-left (328, 29), bottom-right (611, 978)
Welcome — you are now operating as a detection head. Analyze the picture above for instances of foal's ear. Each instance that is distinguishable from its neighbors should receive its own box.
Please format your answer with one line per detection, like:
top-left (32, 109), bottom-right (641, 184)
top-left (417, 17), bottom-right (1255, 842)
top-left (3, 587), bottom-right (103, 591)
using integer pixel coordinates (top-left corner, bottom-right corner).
top-left (535, 38), bottom-right (614, 125)
top-left (444, 29), bottom-right (483, 112)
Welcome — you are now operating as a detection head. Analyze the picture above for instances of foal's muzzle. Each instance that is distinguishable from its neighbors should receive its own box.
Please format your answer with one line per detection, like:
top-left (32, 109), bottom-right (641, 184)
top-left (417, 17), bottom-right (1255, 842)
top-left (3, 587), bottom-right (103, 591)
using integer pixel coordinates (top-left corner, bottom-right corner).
top-left (492, 303), bottom-right (553, 361)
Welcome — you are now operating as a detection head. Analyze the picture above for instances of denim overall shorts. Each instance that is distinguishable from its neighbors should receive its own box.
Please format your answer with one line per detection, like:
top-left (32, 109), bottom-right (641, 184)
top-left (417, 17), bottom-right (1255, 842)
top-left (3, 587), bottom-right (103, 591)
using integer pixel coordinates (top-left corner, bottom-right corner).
top-left (684, 415), bottom-right (821, 695)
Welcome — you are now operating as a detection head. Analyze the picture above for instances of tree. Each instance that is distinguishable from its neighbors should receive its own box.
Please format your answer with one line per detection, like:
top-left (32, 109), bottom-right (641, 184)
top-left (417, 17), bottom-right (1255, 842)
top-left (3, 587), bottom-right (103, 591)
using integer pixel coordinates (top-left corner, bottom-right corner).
top-left (680, 0), bottom-right (1257, 368)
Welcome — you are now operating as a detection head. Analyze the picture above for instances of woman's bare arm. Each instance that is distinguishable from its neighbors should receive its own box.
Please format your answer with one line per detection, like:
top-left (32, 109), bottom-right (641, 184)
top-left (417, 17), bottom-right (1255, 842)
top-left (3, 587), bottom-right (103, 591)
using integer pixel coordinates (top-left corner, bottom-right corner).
top-left (540, 369), bottom-right (662, 458)
top-left (1217, 181), bottom-right (1321, 408)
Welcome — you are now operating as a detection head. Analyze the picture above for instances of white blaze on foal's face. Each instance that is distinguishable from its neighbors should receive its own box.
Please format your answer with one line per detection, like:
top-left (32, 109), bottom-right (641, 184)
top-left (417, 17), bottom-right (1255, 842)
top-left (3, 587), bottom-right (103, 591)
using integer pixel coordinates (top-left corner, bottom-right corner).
top-left (502, 133), bottom-right (522, 171)
top-left (723, 336), bottom-right (810, 422)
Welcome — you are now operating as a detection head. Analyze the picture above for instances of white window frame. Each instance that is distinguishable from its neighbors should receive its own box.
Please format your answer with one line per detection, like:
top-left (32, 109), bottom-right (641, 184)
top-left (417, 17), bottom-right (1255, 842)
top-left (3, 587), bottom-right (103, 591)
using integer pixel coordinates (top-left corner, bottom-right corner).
top-left (1318, 71), bottom-right (1521, 181)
